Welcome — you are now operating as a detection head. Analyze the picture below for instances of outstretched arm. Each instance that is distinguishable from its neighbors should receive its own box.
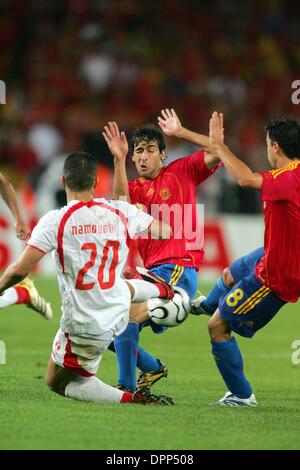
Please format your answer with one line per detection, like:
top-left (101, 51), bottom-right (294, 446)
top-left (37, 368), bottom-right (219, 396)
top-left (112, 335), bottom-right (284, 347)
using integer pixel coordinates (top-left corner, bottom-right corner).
top-left (103, 122), bottom-right (130, 201)
top-left (0, 246), bottom-right (44, 294)
top-left (158, 108), bottom-right (220, 169)
top-left (0, 172), bottom-right (30, 240)
top-left (209, 112), bottom-right (263, 189)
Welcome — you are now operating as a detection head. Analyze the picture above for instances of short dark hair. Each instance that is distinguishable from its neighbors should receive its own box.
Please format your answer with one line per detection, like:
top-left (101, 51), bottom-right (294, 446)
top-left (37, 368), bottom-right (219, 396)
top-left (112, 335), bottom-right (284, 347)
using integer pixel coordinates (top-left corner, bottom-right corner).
top-left (131, 124), bottom-right (166, 153)
top-left (266, 118), bottom-right (300, 159)
top-left (63, 151), bottom-right (98, 191)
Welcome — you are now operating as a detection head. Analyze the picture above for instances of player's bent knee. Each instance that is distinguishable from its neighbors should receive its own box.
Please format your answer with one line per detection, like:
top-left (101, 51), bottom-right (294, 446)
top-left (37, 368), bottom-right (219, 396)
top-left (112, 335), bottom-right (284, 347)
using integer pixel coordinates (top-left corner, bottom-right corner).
top-left (45, 357), bottom-right (72, 396)
top-left (207, 316), bottom-right (217, 336)
top-left (208, 311), bottom-right (230, 341)
top-left (222, 267), bottom-right (235, 289)
top-left (45, 374), bottom-right (68, 396)
top-left (129, 301), bottom-right (148, 324)
top-left (45, 374), bottom-right (57, 393)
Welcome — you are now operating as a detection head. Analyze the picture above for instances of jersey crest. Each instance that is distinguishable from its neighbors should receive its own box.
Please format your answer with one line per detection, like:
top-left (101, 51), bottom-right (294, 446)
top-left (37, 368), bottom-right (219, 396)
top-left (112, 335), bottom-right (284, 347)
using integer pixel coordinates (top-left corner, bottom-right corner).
top-left (159, 187), bottom-right (171, 200)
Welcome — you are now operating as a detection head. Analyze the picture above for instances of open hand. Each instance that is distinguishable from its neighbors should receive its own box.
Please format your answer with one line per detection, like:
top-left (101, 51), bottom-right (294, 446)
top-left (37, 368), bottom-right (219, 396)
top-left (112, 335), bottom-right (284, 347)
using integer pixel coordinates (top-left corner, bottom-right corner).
top-left (209, 112), bottom-right (224, 146)
top-left (103, 122), bottom-right (129, 162)
top-left (158, 108), bottom-right (182, 137)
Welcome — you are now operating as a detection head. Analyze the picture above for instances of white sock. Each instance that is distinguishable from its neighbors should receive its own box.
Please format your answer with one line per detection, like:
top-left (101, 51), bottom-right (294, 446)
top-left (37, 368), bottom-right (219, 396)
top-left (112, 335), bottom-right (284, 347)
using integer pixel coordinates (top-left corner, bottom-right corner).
top-left (0, 288), bottom-right (18, 308)
top-left (65, 376), bottom-right (124, 403)
top-left (126, 279), bottom-right (160, 302)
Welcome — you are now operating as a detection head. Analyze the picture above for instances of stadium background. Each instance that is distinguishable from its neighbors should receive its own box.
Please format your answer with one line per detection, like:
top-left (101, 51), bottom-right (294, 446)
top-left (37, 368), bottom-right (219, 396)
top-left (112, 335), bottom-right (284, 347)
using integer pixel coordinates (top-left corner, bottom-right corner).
top-left (1, 0), bottom-right (299, 276)
top-left (0, 0), bottom-right (300, 451)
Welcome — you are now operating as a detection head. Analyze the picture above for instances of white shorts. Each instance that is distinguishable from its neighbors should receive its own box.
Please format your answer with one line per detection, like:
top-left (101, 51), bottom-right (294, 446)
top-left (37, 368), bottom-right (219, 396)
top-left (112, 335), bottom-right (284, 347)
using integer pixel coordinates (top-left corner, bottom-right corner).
top-left (51, 328), bottom-right (114, 377)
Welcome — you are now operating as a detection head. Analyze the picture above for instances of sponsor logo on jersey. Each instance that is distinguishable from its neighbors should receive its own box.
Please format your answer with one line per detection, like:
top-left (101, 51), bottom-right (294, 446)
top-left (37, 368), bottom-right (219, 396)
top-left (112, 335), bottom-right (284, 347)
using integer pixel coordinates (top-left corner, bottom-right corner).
top-left (146, 187), bottom-right (155, 197)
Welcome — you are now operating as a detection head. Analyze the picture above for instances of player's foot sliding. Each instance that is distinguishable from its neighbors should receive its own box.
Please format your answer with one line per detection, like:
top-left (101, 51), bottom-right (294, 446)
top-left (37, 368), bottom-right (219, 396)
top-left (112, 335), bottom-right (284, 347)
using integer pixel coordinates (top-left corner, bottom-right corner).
top-left (123, 266), bottom-right (174, 300)
top-left (132, 387), bottom-right (174, 405)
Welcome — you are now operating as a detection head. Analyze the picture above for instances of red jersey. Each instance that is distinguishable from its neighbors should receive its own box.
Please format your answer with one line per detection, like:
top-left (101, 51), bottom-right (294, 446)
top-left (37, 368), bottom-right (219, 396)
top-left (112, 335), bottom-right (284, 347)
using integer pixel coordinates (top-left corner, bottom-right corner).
top-left (255, 161), bottom-right (300, 302)
top-left (128, 150), bottom-right (217, 270)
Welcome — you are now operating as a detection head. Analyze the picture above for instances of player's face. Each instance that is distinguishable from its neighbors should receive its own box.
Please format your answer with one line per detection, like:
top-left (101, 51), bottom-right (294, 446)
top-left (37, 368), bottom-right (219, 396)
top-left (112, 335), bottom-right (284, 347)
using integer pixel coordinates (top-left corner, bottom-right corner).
top-left (266, 133), bottom-right (276, 167)
top-left (132, 140), bottom-right (165, 179)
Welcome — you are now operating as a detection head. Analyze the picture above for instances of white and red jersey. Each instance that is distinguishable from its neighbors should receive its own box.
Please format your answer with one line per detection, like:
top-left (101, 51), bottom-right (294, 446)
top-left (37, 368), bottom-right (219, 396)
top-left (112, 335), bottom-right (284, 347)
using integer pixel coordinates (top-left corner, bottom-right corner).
top-left (28, 198), bottom-right (153, 337)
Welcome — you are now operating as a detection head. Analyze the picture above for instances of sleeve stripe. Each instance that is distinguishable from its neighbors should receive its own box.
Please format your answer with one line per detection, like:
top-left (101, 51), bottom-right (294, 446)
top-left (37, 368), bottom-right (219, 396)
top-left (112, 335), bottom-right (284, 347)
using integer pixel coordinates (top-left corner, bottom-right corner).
top-left (26, 243), bottom-right (47, 254)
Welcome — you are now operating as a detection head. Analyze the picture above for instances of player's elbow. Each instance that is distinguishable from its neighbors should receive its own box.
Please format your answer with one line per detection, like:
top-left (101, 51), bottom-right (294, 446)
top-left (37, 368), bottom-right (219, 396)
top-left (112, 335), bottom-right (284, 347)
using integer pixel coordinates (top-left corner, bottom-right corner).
top-left (238, 181), bottom-right (249, 188)
top-left (237, 177), bottom-right (252, 188)
top-left (237, 173), bottom-right (262, 190)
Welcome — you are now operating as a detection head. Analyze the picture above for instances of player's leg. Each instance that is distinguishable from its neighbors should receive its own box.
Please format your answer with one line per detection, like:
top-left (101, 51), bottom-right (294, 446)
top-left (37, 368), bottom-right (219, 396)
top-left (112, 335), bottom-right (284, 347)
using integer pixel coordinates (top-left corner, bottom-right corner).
top-left (137, 266), bottom-right (198, 390)
top-left (208, 310), bottom-right (254, 403)
top-left (46, 356), bottom-right (130, 403)
top-left (131, 265), bottom-right (188, 390)
top-left (124, 267), bottom-right (174, 301)
top-left (113, 300), bottom-right (166, 391)
top-left (45, 330), bottom-right (125, 402)
top-left (113, 303), bottom-right (146, 391)
top-left (192, 247), bottom-right (264, 316)
top-left (208, 275), bottom-right (257, 404)
top-left (113, 266), bottom-right (175, 391)
top-left (0, 277), bottom-right (52, 320)
top-left (46, 329), bottom-right (174, 405)
top-left (114, 264), bottom-right (196, 392)
top-left (209, 271), bottom-right (285, 406)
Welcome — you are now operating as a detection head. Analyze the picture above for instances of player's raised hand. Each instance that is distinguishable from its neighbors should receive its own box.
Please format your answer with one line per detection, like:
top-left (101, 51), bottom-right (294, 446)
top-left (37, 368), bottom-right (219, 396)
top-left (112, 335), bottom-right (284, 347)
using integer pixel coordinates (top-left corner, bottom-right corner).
top-left (209, 112), bottom-right (224, 146)
top-left (103, 122), bottom-right (129, 162)
top-left (158, 108), bottom-right (182, 137)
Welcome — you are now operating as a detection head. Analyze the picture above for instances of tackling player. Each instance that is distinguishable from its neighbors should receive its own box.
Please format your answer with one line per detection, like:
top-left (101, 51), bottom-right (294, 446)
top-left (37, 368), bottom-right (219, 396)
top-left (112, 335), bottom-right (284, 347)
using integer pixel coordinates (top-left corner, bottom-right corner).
top-left (0, 171), bottom-right (51, 319)
top-left (207, 112), bottom-right (300, 406)
top-left (103, 108), bottom-right (220, 392)
top-left (0, 151), bottom-right (175, 405)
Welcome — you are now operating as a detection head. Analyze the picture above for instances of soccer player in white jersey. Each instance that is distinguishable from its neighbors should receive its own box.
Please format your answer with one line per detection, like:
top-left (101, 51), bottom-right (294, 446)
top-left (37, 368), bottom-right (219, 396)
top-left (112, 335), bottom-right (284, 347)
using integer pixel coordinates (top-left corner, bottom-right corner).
top-left (0, 171), bottom-right (52, 319)
top-left (0, 151), bottom-right (175, 405)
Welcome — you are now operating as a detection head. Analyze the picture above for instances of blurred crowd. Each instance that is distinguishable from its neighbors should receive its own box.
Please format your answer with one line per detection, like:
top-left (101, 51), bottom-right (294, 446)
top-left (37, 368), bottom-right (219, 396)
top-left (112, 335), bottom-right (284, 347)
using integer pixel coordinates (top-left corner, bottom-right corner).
top-left (0, 0), bottom-right (300, 214)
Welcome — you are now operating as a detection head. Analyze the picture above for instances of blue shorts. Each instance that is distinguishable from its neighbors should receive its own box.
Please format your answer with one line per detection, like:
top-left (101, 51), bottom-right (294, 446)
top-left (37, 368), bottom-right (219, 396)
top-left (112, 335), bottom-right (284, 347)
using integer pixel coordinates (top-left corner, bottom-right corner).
top-left (230, 247), bottom-right (264, 282)
top-left (140, 264), bottom-right (198, 334)
top-left (219, 271), bottom-right (286, 338)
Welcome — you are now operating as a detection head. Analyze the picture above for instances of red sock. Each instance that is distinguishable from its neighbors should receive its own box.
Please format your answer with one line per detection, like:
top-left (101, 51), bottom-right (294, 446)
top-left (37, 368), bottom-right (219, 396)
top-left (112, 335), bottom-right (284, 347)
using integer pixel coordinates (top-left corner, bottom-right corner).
top-left (120, 391), bottom-right (134, 403)
top-left (14, 287), bottom-right (31, 304)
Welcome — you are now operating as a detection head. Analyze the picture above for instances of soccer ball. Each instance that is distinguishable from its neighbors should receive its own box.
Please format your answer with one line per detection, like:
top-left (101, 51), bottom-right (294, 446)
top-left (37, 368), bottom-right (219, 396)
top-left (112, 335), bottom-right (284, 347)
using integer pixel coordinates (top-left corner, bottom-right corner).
top-left (148, 286), bottom-right (190, 327)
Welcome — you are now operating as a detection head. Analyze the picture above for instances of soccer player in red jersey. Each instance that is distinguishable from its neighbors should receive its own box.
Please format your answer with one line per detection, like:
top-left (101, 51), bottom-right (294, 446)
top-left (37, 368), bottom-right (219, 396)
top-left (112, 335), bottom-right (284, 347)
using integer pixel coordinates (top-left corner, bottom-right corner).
top-left (103, 109), bottom-right (220, 392)
top-left (206, 112), bottom-right (300, 406)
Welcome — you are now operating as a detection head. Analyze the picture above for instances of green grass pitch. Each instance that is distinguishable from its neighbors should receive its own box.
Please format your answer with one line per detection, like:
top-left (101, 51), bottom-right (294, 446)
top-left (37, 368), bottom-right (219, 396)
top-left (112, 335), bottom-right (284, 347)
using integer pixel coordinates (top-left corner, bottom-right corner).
top-left (0, 277), bottom-right (299, 450)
